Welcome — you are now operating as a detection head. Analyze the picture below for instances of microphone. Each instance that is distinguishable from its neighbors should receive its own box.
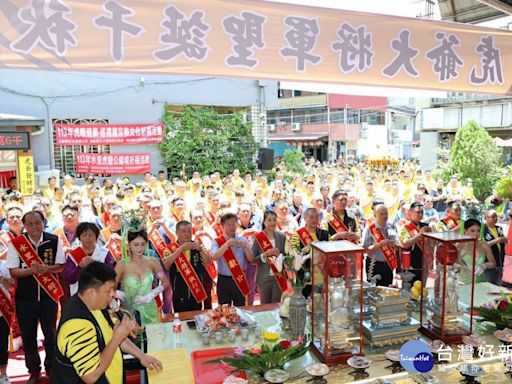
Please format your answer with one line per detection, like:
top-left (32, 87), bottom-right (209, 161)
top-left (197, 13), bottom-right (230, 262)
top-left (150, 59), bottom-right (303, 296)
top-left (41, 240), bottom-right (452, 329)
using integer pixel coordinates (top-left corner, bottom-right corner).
top-left (109, 299), bottom-right (133, 321)
top-left (109, 300), bottom-right (136, 338)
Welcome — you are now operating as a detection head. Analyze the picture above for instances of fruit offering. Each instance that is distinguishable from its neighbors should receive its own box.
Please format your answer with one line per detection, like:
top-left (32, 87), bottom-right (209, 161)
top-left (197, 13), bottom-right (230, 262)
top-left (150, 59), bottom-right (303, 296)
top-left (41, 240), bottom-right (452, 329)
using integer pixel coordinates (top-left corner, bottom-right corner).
top-left (411, 281), bottom-right (428, 299)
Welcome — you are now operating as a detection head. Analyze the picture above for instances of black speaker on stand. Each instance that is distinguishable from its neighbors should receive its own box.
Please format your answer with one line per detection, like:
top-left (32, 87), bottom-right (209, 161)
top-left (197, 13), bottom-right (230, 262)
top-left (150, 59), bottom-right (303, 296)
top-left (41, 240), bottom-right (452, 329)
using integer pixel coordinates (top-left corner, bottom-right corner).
top-left (257, 148), bottom-right (274, 170)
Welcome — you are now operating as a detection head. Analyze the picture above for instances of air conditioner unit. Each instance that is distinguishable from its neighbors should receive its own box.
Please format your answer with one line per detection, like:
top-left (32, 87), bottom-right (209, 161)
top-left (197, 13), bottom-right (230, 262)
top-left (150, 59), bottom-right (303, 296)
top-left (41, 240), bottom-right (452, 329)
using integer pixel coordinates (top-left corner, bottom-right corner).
top-left (292, 123), bottom-right (301, 131)
top-left (268, 124), bottom-right (276, 132)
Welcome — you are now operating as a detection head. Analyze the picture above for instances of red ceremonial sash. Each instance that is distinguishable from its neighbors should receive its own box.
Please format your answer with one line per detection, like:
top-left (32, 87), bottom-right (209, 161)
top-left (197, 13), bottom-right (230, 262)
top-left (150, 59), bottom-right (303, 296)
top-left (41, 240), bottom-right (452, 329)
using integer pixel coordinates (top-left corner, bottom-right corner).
top-left (368, 223), bottom-right (398, 270)
top-left (327, 212), bottom-right (359, 244)
top-left (102, 212), bottom-right (111, 228)
top-left (168, 242), bottom-right (208, 303)
top-left (193, 231), bottom-right (217, 280)
top-left (100, 228), bottom-right (122, 261)
top-left (148, 226), bottom-right (169, 260)
top-left (212, 223), bottom-right (224, 237)
top-left (442, 216), bottom-right (458, 230)
top-left (68, 246), bottom-right (88, 266)
top-left (205, 211), bottom-right (216, 226)
top-left (296, 227), bottom-right (314, 247)
top-left (215, 236), bottom-right (250, 297)
top-left (12, 236), bottom-right (64, 303)
top-left (254, 232), bottom-right (288, 292)
top-left (53, 228), bottom-right (71, 249)
top-left (0, 287), bottom-right (14, 326)
top-left (404, 221), bottom-right (423, 249)
top-left (328, 212), bottom-right (349, 233)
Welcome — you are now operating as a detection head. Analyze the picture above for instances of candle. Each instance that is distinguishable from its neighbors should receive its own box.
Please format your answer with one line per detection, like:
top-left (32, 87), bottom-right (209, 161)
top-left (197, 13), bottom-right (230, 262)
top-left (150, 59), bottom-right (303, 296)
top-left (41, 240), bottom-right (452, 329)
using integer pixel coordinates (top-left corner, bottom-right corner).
top-left (402, 250), bottom-right (411, 269)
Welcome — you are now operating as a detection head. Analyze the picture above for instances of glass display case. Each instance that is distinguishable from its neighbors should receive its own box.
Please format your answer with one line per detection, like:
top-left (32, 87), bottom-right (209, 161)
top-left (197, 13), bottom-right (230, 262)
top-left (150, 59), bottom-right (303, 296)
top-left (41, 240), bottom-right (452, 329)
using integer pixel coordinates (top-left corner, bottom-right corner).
top-left (420, 231), bottom-right (477, 343)
top-left (310, 240), bottom-right (365, 364)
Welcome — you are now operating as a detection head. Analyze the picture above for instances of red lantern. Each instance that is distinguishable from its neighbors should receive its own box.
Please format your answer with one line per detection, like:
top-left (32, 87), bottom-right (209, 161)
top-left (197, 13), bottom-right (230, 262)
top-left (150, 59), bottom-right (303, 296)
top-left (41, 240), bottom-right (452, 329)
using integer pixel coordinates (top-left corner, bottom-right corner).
top-left (436, 243), bottom-right (458, 265)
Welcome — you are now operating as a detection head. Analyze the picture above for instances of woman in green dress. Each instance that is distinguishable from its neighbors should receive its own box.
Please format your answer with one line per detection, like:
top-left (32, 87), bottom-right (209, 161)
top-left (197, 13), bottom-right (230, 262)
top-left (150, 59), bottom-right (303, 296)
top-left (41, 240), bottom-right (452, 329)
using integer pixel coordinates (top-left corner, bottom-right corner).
top-left (457, 219), bottom-right (496, 285)
top-left (115, 229), bottom-right (169, 327)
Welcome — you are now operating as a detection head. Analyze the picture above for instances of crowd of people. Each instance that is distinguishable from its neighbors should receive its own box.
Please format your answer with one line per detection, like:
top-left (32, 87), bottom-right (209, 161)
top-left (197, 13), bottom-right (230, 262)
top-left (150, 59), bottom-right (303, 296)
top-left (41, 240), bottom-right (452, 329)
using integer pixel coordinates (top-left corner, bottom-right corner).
top-left (0, 158), bottom-right (510, 383)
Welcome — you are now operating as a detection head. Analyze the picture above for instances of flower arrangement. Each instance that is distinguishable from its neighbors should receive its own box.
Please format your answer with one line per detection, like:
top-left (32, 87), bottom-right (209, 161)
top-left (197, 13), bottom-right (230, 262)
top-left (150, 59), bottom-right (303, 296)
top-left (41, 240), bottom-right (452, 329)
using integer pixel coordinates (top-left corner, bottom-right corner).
top-left (274, 244), bottom-right (311, 288)
top-left (205, 332), bottom-right (309, 378)
top-left (474, 293), bottom-right (512, 329)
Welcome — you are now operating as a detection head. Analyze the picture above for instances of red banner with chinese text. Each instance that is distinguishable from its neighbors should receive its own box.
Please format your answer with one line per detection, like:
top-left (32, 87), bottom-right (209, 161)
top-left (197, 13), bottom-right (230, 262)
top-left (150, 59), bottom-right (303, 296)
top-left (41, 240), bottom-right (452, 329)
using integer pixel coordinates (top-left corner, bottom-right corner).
top-left (55, 123), bottom-right (164, 145)
top-left (75, 153), bottom-right (150, 174)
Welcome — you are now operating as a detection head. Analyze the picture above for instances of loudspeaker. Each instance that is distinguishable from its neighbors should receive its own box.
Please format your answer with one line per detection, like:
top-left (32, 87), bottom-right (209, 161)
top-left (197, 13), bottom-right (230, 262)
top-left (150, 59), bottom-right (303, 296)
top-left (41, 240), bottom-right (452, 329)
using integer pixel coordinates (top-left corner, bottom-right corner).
top-left (257, 148), bottom-right (274, 170)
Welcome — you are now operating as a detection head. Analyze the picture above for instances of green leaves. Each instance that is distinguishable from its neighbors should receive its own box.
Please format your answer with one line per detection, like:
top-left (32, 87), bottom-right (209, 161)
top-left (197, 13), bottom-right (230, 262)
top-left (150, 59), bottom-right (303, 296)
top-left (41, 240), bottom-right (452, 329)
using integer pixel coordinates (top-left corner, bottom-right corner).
top-left (204, 340), bottom-right (309, 377)
top-left (495, 166), bottom-right (512, 200)
top-left (159, 106), bottom-right (258, 178)
top-left (282, 150), bottom-right (306, 176)
top-left (434, 119), bottom-right (502, 200)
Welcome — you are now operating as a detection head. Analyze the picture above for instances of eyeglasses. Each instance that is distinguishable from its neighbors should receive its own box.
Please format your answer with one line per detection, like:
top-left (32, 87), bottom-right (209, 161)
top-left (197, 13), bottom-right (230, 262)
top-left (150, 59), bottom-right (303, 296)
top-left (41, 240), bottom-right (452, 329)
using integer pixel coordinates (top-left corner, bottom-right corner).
top-left (192, 216), bottom-right (203, 220)
top-left (111, 214), bottom-right (122, 218)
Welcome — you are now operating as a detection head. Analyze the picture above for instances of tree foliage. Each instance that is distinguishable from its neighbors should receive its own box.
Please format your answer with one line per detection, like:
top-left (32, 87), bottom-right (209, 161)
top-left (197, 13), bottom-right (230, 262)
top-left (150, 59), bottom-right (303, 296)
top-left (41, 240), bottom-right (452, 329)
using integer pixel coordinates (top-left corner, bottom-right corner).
top-left (282, 149), bottom-right (306, 176)
top-left (495, 166), bottom-right (512, 200)
top-left (435, 120), bottom-right (502, 200)
top-left (158, 106), bottom-right (257, 178)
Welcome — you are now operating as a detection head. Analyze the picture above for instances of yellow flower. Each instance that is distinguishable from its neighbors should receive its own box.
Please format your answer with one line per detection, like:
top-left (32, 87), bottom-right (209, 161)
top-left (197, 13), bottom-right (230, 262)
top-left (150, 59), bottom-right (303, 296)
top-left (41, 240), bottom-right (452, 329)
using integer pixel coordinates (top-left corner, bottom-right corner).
top-left (263, 331), bottom-right (280, 342)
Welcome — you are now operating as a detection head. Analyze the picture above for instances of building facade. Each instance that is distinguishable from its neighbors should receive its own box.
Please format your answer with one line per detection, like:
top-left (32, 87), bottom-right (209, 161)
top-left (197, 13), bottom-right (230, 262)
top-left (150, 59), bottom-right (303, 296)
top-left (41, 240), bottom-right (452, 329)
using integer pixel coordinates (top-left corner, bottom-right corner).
top-left (0, 69), bottom-right (277, 185)
top-left (417, 93), bottom-right (512, 169)
top-left (267, 89), bottom-right (420, 163)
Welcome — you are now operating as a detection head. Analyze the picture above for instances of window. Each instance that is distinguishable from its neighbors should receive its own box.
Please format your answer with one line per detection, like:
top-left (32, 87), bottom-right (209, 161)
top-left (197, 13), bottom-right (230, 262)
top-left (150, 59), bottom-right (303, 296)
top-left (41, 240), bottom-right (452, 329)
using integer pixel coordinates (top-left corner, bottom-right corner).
top-left (52, 118), bottom-right (111, 177)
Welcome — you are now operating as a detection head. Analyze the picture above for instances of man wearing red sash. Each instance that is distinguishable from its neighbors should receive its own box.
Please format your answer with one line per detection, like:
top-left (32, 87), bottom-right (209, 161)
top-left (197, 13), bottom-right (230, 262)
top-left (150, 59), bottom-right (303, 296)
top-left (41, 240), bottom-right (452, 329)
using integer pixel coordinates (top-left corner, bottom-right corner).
top-left (99, 205), bottom-right (124, 261)
top-left (212, 213), bottom-right (253, 306)
top-left (400, 202), bottom-right (430, 284)
top-left (163, 221), bottom-right (211, 312)
top-left (53, 204), bottom-right (80, 307)
top-left (190, 209), bottom-right (217, 309)
top-left (6, 211), bottom-right (65, 384)
top-left (321, 190), bottom-right (360, 242)
top-left (436, 201), bottom-right (462, 232)
top-left (362, 205), bottom-right (399, 286)
top-left (237, 202), bottom-right (261, 305)
top-left (0, 206), bottom-right (24, 257)
top-left (290, 208), bottom-right (330, 298)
